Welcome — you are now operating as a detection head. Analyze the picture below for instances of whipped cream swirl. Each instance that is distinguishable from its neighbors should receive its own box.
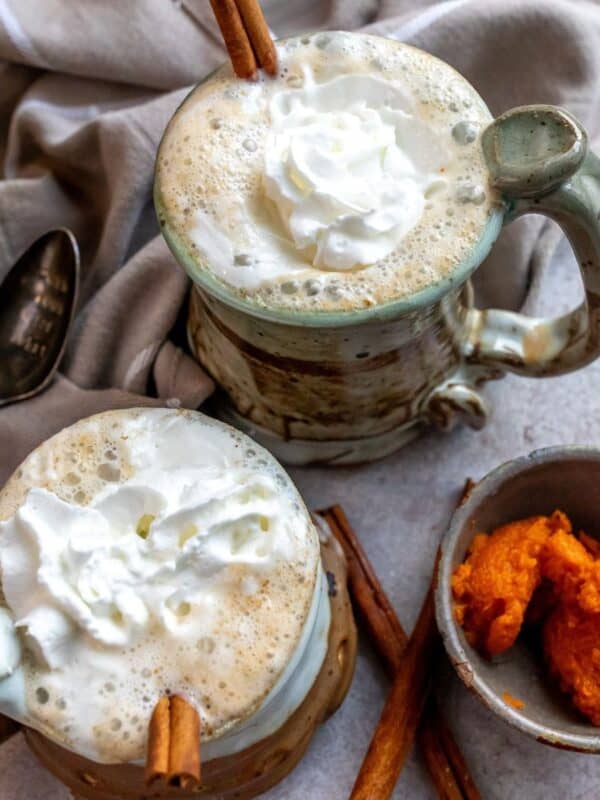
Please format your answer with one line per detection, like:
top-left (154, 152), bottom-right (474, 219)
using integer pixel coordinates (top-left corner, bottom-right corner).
top-left (263, 73), bottom-right (448, 270)
top-left (0, 465), bottom-right (296, 669)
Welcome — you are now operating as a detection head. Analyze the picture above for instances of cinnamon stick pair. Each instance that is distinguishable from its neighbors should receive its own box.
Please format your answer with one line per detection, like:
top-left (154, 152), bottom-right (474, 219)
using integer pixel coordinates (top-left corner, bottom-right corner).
top-left (145, 695), bottom-right (201, 790)
top-left (209, 0), bottom-right (277, 79)
top-left (320, 489), bottom-right (480, 800)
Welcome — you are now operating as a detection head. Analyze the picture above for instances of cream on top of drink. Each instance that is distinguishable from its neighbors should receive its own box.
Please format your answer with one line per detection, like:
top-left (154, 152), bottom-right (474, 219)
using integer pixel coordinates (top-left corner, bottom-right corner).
top-left (263, 72), bottom-right (447, 270)
top-left (156, 32), bottom-right (499, 313)
top-left (0, 409), bottom-right (322, 763)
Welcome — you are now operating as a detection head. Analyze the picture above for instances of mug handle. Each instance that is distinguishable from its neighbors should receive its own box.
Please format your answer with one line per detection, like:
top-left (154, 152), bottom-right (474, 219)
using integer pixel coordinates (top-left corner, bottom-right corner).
top-left (464, 105), bottom-right (600, 377)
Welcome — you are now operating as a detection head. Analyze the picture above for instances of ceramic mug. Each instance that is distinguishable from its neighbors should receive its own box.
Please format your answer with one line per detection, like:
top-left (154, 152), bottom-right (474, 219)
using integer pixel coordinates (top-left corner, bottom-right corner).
top-left (0, 409), bottom-right (356, 800)
top-left (157, 45), bottom-right (600, 466)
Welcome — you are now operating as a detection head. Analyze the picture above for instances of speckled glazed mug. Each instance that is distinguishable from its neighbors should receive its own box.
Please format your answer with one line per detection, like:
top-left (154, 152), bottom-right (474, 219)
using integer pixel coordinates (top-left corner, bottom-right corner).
top-left (159, 79), bottom-right (600, 466)
top-left (2, 522), bottom-right (356, 800)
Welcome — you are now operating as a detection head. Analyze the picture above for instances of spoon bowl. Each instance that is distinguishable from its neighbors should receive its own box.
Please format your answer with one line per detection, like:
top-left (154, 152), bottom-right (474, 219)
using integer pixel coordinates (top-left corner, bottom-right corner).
top-left (0, 229), bottom-right (80, 406)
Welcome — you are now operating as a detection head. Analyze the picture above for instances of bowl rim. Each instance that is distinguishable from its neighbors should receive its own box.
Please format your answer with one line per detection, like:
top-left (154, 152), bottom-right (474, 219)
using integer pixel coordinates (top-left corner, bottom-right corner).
top-left (435, 445), bottom-right (600, 752)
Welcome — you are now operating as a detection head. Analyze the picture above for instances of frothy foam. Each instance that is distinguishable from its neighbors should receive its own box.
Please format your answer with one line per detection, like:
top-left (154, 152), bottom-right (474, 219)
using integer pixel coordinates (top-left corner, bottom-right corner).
top-left (0, 409), bottom-right (323, 763)
top-left (156, 32), bottom-right (500, 313)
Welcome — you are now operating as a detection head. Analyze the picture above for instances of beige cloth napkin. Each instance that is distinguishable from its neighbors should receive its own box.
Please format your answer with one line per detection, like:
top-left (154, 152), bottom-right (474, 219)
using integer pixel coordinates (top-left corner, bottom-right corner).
top-left (0, 0), bottom-right (599, 483)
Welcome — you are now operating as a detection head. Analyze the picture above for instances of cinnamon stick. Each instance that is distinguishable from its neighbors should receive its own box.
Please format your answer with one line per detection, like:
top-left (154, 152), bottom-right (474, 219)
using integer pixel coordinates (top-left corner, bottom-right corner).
top-left (320, 489), bottom-right (480, 800)
top-left (209, 0), bottom-right (278, 79)
top-left (457, 478), bottom-right (476, 507)
top-left (235, 0), bottom-right (278, 75)
top-left (323, 506), bottom-right (407, 675)
top-left (418, 701), bottom-right (464, 800)
top-left (348, 569), bottom-right (438, 799)
top-left (434, 706), bottom-right (482, 800)
top-left (145, 695), bottom-right (201, 789)
top-left (209, 0), bottom-right (257, 79)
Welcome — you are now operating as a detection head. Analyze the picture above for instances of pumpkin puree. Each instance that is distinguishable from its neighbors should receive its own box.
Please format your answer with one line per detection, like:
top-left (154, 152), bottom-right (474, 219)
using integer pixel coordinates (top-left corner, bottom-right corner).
top-left (452, 510), bottom-right (600, 725)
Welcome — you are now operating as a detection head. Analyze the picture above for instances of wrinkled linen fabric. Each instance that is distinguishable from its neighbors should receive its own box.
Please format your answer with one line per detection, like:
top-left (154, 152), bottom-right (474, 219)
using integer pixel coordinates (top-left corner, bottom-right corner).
top-left (0, 0), bottom-right (599, 483)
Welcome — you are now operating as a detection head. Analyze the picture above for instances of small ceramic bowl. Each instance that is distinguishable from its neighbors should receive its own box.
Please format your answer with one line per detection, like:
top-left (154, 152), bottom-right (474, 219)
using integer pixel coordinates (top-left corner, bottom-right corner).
top-left (435, 446), bottom-right (600, 752)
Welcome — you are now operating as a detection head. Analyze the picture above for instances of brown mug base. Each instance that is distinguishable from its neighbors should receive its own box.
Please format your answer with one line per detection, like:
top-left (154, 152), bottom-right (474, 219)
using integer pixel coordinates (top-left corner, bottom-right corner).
top-left (25, 530), bottom-right (357, 800)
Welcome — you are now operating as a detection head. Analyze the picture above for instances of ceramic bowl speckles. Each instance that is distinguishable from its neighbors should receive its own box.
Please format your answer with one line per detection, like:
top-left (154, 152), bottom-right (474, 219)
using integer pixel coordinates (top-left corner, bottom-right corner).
top-left (435, 447), bottom-right (600, 752)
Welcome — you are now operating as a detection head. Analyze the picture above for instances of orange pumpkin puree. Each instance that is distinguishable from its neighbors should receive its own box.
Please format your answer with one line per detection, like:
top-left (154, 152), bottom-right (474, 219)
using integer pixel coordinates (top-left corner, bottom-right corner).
top-left (452, 510), bottom-right (600, 725)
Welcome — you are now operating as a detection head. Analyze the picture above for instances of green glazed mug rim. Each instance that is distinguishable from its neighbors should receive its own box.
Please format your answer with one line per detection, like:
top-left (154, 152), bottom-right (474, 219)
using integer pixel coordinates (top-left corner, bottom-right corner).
top-left (154, 34), bottom-right (506, 329)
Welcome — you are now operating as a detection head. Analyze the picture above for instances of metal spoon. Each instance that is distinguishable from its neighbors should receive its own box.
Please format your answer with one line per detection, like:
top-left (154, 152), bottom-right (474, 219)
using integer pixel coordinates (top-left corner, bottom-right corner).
top-left (0, 229), bottom-right (80, 406)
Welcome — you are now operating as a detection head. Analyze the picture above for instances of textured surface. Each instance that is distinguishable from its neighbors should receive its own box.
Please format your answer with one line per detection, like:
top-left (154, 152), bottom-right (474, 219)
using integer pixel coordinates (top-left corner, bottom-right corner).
top-left (2, 0), bottom-right (600, 796)
top-left (1, 240), bottom-right (600, 799)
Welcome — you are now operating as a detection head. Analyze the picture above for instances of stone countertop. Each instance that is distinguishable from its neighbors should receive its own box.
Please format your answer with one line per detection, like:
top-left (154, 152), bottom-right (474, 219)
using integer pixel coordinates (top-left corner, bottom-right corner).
top-left (2, 238), bottom-right (599, 799)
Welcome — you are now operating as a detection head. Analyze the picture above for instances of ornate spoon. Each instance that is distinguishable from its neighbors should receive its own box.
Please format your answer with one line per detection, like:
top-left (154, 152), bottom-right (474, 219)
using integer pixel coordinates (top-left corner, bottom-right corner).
top-left (0, 229), bottom-right (80, 407)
